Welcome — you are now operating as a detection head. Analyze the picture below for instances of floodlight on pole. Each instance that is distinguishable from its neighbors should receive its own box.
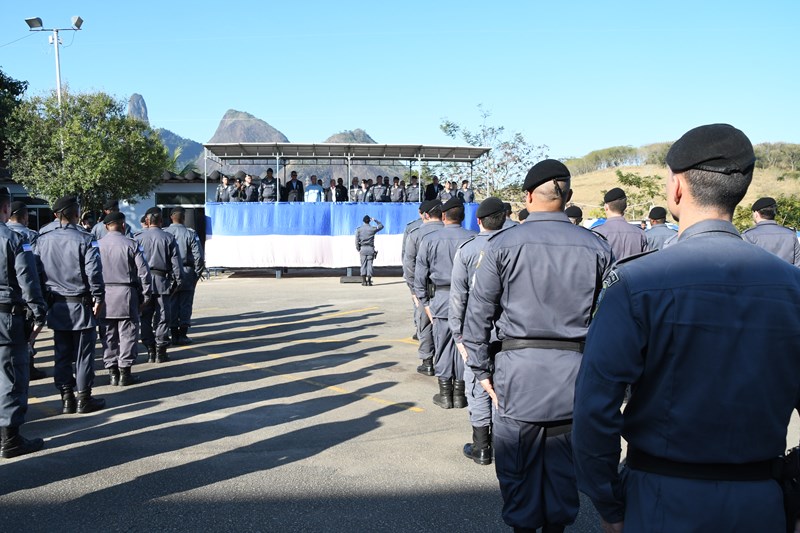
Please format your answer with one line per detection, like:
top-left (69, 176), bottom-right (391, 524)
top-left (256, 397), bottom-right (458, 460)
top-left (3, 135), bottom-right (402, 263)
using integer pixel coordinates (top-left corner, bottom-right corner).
top-left (24, 16), bottom-right (84, 108)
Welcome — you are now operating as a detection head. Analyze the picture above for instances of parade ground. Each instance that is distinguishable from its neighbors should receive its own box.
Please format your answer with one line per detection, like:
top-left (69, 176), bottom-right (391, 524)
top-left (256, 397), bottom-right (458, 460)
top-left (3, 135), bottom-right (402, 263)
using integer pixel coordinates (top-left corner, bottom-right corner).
top-left (4, 271), bottom-right (797, 532)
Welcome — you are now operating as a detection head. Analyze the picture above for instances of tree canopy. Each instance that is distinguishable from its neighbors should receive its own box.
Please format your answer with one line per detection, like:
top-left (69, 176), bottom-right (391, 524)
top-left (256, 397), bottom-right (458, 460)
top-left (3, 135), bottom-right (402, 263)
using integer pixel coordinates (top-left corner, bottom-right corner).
top-left (0, 68), bottom-right (28, 172)
top-left (9, 89), bottom-right (170, 211)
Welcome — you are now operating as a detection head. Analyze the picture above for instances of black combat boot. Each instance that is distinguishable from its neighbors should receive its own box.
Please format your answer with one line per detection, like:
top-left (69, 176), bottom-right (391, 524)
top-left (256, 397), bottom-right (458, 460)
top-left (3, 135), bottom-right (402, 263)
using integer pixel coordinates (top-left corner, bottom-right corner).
top-left (145, 344), bottom-right (157, 363)
top-left (119, 366), bottom-right (140, 386)
top-left (108, 365), bottom-right (120, 386)
top-left (179, 326), bottom-right (192, 344)
top-left (156, 345), bottom-right (169, 363)
top-left (416, 357), bottom-right (434, 376)
top-left (1, 426), bottom-right (44, 459)
top-left (61, 387), bottom-right (77, 414)
top-left (453, 380), bottom-right (467, 408)
top-left (361, 276), bottom-right (368, 286)
top-left (463, 425), bottom-right (492, 466)
top-left (367, 276), bottom-right (373, 286)
top-left (170, 327), bottom-right (182, 346)
top-left (76, 390), bottom-right (105, 414)
top-left (432, 377), bottom-right (454, 409)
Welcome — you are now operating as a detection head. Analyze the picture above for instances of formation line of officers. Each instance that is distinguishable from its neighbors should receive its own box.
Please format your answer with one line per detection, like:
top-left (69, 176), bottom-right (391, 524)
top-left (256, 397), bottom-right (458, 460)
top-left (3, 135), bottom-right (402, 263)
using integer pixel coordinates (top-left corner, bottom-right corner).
top-left (1, 196), bottom-right (204, 459)
top-left (402, 123), bottom-right (800, 532)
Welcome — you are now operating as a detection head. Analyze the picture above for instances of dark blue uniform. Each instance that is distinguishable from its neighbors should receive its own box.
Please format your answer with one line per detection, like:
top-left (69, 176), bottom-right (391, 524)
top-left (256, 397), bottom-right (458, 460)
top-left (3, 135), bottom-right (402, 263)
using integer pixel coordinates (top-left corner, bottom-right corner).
top-left (463, 212), bottom-right (612, 529)
top-left (742, 220), bottom-right (800, 266)
top-left (573, 220), bottom-right (800, 532)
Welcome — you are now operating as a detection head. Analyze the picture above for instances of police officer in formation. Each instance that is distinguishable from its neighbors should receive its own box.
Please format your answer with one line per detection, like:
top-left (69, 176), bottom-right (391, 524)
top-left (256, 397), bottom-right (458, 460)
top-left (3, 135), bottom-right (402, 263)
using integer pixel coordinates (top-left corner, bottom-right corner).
top-left (414, 197), bottom-right (475, 410)
top-left (92, 200), bottom-right (134, 240)
top-left (565, 205), bottom-right (583, 226)
top-left (501, 202), bottom-right (518, 229)
top-left (214, 174), bottom-right (235, 202)
top-left (462, 160), bottom-right (613, 532)
top-left (97, 211), bottom-right (153, 386)
top-left (389, 177), bottom-right (406, 202)
top-left (572, 124), bottom-right (800, 532)
top-left (401, 205), bottom-right (425, 338)
top-left (355, 216), bottom-right (384, 286)
top-left (742, 196), bottom-right (800, 265)
top-left (136, 207), bottom-right (183, 363)
top-left (34, 196), bottom-right (106, 415)
top-left (593, 187), bottom-right (647, 261)
top-left (164, 207), bottom-right (205, 344)
top-left (644, 206), bottom-right (677, 251)
top-left (403, 200), bottom-right (444, 376)
top-left (448, 197), bottom-right (506, 466)
top-left (0, 188), bottom-right (48, 459)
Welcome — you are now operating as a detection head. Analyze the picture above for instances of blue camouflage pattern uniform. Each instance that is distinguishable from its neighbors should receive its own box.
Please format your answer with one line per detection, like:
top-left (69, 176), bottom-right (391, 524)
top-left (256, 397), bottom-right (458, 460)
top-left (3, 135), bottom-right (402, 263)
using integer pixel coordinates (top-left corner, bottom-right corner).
top-left (403, 219), bottom-right (444, 362)
top-left (573, 220), bottom-right (800, 532)
top-left (742, 220), bottom-right (800, 265)
top-left (463, 212), bottom-right (612, 530)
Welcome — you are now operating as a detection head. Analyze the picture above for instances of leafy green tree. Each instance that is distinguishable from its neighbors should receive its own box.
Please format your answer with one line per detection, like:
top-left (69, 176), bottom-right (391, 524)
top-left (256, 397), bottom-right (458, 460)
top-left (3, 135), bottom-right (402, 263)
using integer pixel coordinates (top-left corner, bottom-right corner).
top-left (440, 105), bottom-right (548, 198)
top-left (0, 68), bottom-right (28, 171)
top-left (603, 170), bottom-right (666, 220)
top-left (9, 89), bottom-right (169, 211)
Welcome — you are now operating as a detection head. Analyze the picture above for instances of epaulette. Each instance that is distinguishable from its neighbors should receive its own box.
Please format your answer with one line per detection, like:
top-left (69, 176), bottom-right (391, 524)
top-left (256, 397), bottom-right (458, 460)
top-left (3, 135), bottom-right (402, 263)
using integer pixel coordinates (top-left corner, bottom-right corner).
top-left (456, 235), bottom-right (477, 250)
top-left (614, 249), bottom-right (657, 266)
top-left (591, 229), bottom-right (609, 241)
top-left (486, 225), bottom-right (516, 241)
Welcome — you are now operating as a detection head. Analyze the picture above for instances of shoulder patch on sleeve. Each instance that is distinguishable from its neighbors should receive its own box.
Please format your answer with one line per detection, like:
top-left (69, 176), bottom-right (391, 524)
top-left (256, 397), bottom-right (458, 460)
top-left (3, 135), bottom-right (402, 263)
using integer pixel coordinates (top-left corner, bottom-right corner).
top-left (593, 269), bottom-right (622, 318)
top-left (614, 249), bottom-right (656, 266)
top-left (22, 243), bottom-right (32, 252)
top-left (91, 240), bottom-right (100, 248)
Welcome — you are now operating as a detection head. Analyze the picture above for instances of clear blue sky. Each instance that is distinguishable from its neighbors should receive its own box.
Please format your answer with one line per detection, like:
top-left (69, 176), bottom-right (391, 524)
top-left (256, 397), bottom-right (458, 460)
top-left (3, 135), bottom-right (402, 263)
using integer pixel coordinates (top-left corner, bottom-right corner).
top-left (2, 0), bottom-right (798, 159)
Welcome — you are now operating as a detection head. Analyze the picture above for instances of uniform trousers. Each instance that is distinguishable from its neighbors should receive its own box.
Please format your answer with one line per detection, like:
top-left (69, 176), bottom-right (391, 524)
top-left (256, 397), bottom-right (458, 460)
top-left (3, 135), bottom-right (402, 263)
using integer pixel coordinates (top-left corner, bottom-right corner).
top-left (102, 318), bottom-right (139, 369)
top-left (416, 304), bottom-right (434, 360)
top-left (621, 469), bottom-right (785, 532)
top-left (493, 413), bottom-right (579, 529)
top-left (463, 365), bottom-right (491, 427)
top-left (359, 246), bottom-right (375, 277)
top-left (141, 293), bottom-right (171, 348)
top-left (53, 328), bottom-right (97, 393)
top-left (170, 289), bottom-right (195, 328)
top-left (432, 313), bottom-right (463, 381)
top-left (0, 314), bottom-right (29, 427)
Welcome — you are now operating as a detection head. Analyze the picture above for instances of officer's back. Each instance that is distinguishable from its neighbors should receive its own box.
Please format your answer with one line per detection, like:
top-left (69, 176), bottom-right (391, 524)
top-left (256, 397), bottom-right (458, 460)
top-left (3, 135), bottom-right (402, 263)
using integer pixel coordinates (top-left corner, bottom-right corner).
top-left (136, 223), bottom-right (182, 294)
top-left (36, 220), bottom-right (102, 300)
top-left (743, 197), bottom-right (800, 265)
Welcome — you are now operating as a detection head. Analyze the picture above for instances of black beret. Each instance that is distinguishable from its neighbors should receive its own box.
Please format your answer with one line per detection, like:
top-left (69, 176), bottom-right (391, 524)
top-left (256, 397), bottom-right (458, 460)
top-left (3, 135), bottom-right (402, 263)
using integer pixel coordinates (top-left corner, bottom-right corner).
top-left (171, 206), bottom-right (185, 216)
top-left (523, 159), bottom-right (571, 191)
top-left (234, 170), bottom-right (247, 180)
top-left (0, 187), bottom-right (11, 199)
top-left (476, 197), bottom-right (505, 218)
top-left (52, 195), bottom-right (79, 213)
top-left (666, 123), bottom-right (755, 175)
top-left (503, 202), bottom-right (512, 213)
top-left (604, 188), bottom-right (626, 203)
top-left (421, 200), bottom-right (441, 214)
top-left (103, 211), bottom-right (125, 225)
top-left (648, 206), bottom-right (667, 219)
top-left (565, 205), bottom-right (583, 218)
top-left (517, 208), bottom-right (529, 221)
top-left (145, 206), bottom-right (161, 216)
top-left (10, 201), bottom-right (28, 215)
top-left (752, 197), bottom-right (776, 212)
top-left (441, 196), bottom-right (464, 212)
top-left (140, 215), bottom-right (147, 224)
top-left (103, 199), bottom-right (119, 210)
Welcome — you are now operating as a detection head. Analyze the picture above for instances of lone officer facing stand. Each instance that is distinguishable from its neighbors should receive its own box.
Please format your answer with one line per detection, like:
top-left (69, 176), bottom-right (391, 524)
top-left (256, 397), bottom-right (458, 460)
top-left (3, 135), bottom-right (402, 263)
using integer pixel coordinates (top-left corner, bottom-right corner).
top-left (355, 216), bottom-right (384, 286)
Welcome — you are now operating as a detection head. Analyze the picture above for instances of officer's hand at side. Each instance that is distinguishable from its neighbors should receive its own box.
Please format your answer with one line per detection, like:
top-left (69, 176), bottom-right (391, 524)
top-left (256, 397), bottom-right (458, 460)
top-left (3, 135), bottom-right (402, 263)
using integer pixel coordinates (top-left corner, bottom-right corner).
top-left (479, 378), bottom-right (498, 409)
top-left (93, 301), bottom-right (104, 318)
top-left (424, 306), bottom-right (433, 323)
top-left (411, 294), bottom-right (419, 307)
top-left (456, 342), bottom-right (469, 363)
top-left (601, 520), bottom-right (623, 533)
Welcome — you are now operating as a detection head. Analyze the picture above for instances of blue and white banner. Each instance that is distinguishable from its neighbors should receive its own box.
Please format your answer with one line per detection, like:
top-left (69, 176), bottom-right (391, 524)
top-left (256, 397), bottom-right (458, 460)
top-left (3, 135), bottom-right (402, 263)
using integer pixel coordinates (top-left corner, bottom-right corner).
top-left (205, 202), bottom-right (479, 269)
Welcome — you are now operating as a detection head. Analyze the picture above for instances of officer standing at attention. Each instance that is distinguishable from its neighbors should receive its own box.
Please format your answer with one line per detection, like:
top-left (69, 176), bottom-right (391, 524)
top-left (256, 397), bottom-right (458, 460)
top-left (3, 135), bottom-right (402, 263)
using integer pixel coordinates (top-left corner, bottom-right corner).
top-left (414, 197), bottom-right (476, 409)
top-left (405, 176), bottom-right (421, 203)
top-left (462, 160), bottom-right (613, 533)
top-left (98, 212), bottom-right (153, 386)
top-left (136, 207), bottom-right (183, 363)
top-left (501, 202), bottom-right (518, 229)
top-left (403, 201), bottom-right (443, 375)
top-left (164, 207), bottom-right (205, 344)
top-left (593, 187), bottom-right (647, 261)
top-left (214, 174), bottom-right (235, 202)
top-left (0, 187), bottom-right (47, 459)
top-left (259, 168), bottom-right (280, 202)
top-left (402, 206), bottom-right (426, 338)
top-left (565, 205), bottom-right (583, 226)
top-left (645, 206), bottom-right (678, 251)
top-left (389, 177), bottom-right (406, 202)
top-left (742, 197), bottom-right (800, 265)
top-left (449, 197), bottom-right (506, 465)
top-left (572, 124), bottom-right (800, 532)
top-left (457, 180), bottom-right (475, 203)
top-left (7, 201), bottom-right (46, 380)
top-left (355, 216), bottom-right (384, 286)
top-left (34, 196), bottom-right (106, 415)
top-left (92, 200), bottom-right (134, 240)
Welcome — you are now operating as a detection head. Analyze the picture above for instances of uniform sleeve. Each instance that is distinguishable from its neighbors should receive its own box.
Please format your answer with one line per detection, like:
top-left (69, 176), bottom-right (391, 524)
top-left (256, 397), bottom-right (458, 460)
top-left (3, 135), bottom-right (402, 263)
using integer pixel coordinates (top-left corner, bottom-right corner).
top-left (414, 240), bottom-right (432, 305)
top-left (374, 221), bottom-right (384, 232)
top-left (794, 237), bottom-right (800, 267)
top-left (169, 239), bottom-right (184, 289)
top-left (572, 275), bottom-right (646, 524)
top-left (14, 240), bottom-right (47, 322)
top-left (85, 240), bottom-right (105, 301)
top-left (191, 232), bottom-right (204, 276)
top-left (355, 228), bottom-right (361, 251)
top-left (403, 232), bottom-right (418, 289)
top-left (462, 245), bottom-right (502, 381)
top-left (448, 249), bottom-right (469, 342)
top-left (135, 245), bottom-right (153, 298)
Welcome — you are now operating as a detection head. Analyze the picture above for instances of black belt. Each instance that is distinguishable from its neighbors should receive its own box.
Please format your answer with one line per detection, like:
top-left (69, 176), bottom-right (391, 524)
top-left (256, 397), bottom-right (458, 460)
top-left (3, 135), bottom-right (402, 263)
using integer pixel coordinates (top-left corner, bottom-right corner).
top-left (151, 269), bottom-right (168, 277)
top-left (435, 285), bottom-right (451, 290)
top-left (541, 420), bottom-right (572, 437)
top-left (50, 294), bottom-right (92, 305)
top-left (501, 338), bottom-right (585, 353)
top-left (626, 447), bottom-right (781, 481)
top-left (0, 303), bottom-right (27, 316)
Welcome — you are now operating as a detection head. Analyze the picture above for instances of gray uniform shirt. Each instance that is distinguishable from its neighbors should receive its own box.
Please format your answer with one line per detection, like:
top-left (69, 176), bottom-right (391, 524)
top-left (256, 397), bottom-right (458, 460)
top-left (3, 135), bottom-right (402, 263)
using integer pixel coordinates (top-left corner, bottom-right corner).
top-left (6, 221), bottom-right (38, 246)
top-left (449, 232), bottom-right (492, 343)
top-left (463, 212), bottom-right (613, 422)
top-left (403, 220), bottom-right (444, 289)
top-left (369, 184), bottom-right (390, 202)
top-left (92, 220), bottom-right (134, 240)
top-left (405, 184), bottom-right (421, 202)
top-left (34, 222), bottom-right (104, 331)
top-left (98, 230), bottom-right (153, 319)
top-left (135, 227), bottom-right (183, 295)
top-left (457, 188), bottom-right (475, 203)
top-left (164, 223), bottom-right (205, 284)
top-left (0, 222), bottom-right (46, 324)
top-left (389, 186), bottom-right (406, 202)
top-left (742, 220), bottom-right (800, 266)
top-left (355, 220), bottom-right (384, 251)
top-left (593, 215), bottom-right (646, 262)
top-left (414, 224), bottom-right (476, 317)
top-left (401, 218), bottom-right (423, 262)
top-left (215, 184), bottom-right (235, 202)
top-left (259, 178), bottom-right (280, 202)
top-left (645, 223), bottom-right (678, 251)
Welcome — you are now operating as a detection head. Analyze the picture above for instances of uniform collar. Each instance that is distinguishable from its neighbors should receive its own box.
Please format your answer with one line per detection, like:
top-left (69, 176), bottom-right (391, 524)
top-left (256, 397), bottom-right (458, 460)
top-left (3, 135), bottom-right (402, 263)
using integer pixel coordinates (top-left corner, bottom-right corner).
top-left (757, 220), bottom-right (778, 226)
top-left (677, 219), bottom-right (740, 242)
top-left (526, 211), bottom-right (571, 223)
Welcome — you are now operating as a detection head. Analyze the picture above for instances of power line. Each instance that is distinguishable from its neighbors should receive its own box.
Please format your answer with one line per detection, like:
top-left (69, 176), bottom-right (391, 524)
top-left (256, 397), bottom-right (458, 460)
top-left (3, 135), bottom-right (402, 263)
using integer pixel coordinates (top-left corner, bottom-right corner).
top-left (0, 32), bottom-right (36, 49)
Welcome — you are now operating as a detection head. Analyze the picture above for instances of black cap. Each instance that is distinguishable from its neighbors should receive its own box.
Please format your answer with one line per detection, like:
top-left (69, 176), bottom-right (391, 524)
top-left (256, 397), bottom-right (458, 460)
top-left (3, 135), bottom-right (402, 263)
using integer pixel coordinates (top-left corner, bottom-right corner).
top-left (171, 206), bottom-right (185, 216)
top-left (522, 159), bottom-right (571, 191)
top-left (565, 205), bottom-right (583, 218)
top-left (604, 188), bottom-right (626, 203)
top-left (421, 200), bottom-right (441, 214)
top-left (752, 197), bottom-right (777, 212)
top-left (476, 197), bottom-right (505, 218)
top-left (140, 214), bottom-right (147, 224)
top-left (0, 187), bottom-right (11, 199)
top-left (10, 201), bottom-right (28, 215)
top-left (503, 202), bottom-right (512, 213)
top-left (666, 123), bottom-right (755, 175)
top-left (103, 199), bottom-right (119, 210)
top-left (52, 195), bottom-right (79, 213)
top-left (518, 208), bottom-right (529, 221)
top-left (441, 196), bottom-right (464, 212)
top-left (145, 206), bottom-right (161, 216)
top-left (104, 211), bottom-right (125, 225)
top-left (648, 206), bottom-right (667, 219)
